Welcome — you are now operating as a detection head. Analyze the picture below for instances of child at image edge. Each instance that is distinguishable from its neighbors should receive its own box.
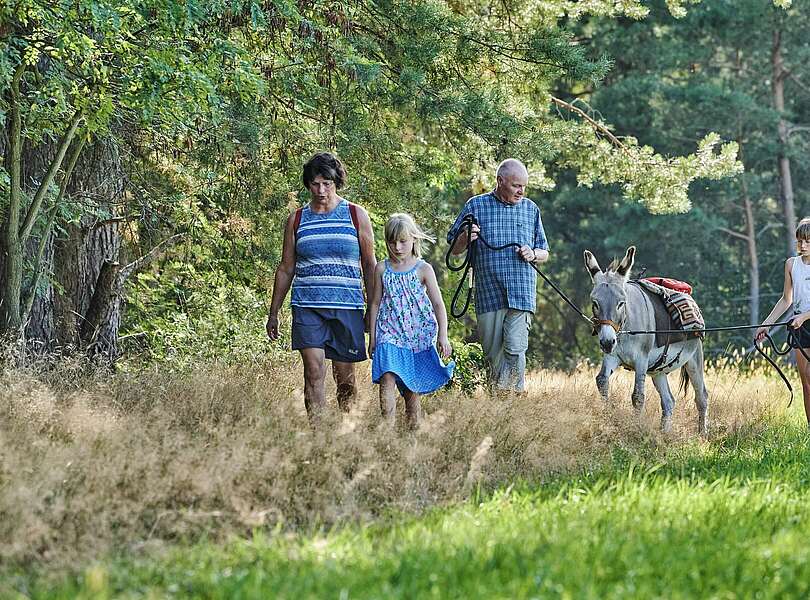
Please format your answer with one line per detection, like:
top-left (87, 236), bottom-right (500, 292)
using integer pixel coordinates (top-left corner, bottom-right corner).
top-left (756, 217), bottom-right (810, 427)
top-left (368, 213), bottom-right (455, 428)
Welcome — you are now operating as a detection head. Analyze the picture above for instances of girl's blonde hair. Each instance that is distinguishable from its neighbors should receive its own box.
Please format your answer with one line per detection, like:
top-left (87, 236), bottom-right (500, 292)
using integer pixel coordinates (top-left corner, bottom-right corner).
top-left (384, 213), bottom-right (436, 257)
top-left (797, 218), bottom-right (810, 242)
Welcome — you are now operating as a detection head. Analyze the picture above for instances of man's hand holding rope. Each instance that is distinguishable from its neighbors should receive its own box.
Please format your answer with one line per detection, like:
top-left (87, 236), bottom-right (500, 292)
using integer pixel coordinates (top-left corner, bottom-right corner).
top-left (450, 223), bottom-right (479, 255)
top-left (517, 246), bottom-right (549, 264)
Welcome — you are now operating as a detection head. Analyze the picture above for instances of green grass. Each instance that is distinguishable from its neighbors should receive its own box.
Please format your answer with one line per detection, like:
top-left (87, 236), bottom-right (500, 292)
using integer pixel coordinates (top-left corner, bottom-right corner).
top-left (8, 420), bottom-right (810, 599)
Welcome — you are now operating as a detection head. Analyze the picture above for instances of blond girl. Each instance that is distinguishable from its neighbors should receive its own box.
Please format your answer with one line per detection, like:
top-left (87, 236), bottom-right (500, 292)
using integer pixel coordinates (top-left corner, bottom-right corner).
top-left (367, 213), bottom-right (454, 428)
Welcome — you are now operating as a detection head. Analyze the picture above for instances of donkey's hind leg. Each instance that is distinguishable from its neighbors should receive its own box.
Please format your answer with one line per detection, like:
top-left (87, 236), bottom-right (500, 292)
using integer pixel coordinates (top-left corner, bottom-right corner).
top-left (631, 362), bottom-right (647, 414)
top-left (684, 344), bottom-right (709, 436)
top-left (652, 373), bottom-right (675, 433)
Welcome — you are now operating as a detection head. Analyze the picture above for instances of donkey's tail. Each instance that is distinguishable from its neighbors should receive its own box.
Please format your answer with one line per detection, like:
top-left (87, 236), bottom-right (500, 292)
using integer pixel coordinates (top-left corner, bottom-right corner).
top-left (679, 366), bottom-right (690, 398)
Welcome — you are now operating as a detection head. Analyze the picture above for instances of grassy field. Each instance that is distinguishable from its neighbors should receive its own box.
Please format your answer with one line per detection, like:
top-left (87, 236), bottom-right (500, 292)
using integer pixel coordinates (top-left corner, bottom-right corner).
top-left (2, 360), bottom-right (808, 598)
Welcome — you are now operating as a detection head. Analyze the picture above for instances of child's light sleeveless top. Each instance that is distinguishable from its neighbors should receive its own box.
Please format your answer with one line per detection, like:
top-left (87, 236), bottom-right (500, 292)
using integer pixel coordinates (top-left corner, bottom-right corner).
top-left (376, 260), bottom-right (437, 351)
top-left (791, 257), bottom-right (810, 314)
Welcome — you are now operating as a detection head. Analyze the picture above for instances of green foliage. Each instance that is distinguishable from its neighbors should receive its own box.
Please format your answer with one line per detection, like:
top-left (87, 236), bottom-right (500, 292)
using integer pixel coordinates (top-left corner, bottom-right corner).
top-left (0, 0), bottom-right (265, 136)
top-left (1, 0), bottom-right (795, 363)
top-left (446, 340), bottom-right (487, 394)
top-left (558, 124), bottom-right (742, 213)
top-left (122, 272), bottom-right (274, 368)
top-left (120, 196), bottom-right (280, 367)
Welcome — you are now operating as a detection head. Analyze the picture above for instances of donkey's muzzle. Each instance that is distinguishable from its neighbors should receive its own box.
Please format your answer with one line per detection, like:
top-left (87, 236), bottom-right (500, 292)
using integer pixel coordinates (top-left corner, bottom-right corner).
top-left (599, 338), bottom-right (616, 354)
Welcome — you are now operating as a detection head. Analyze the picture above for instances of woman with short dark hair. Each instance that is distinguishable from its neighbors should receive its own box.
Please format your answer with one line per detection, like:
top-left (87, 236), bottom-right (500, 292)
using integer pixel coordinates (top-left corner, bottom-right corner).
top-left (302, 152), bottom-right (347, 189)
top-left (267, 152), bottom-right (377, 421)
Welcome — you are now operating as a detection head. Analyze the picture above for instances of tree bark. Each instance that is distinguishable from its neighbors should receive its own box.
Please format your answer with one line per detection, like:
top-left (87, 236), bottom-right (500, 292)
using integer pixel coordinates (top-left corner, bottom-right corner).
top-left (1, 64), bottom-right (83, 341)
top-left (741, 178), bottom-right (759, 326)
top-left (80, 260), bottom-right (123, 359)
top-left (47, 138), bottom-right (126, 356)
top-left (1, 63), bottom-right (26, 334)
top-left (4, 127), bottom-right (177, 363)
top-left (2, 134), bottom-right (127, 358)
top-left (772, 27), bottom-right (797, 256)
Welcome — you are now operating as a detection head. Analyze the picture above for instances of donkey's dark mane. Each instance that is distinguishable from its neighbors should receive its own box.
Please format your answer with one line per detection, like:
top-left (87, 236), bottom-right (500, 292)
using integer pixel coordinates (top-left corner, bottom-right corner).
top-left (607, 257), bottom-right (621, 272)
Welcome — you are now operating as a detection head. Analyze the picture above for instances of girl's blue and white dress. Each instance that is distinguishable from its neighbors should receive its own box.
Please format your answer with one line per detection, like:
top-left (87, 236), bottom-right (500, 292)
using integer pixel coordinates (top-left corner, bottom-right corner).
top-left (372, 260), bottom-right (454, 394)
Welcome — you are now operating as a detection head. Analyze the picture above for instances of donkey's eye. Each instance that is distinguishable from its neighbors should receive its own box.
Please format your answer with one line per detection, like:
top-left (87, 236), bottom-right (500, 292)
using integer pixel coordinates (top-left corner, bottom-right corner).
top-left (592, 301), bottom-right (599, 313)
top-left (617, 301), bottom-right (626, 310)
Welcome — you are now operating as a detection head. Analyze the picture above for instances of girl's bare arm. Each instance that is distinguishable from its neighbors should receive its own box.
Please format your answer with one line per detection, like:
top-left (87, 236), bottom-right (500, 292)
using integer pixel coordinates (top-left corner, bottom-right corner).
top-left (756, 258), bottom-right (795, 339)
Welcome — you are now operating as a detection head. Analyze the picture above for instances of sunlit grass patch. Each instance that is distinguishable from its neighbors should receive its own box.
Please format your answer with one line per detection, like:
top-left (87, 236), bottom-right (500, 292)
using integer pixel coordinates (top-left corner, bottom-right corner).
top-left (0, 359), bottom-right (805, 593)
top-left (15, 421), bottom-right (810, 599)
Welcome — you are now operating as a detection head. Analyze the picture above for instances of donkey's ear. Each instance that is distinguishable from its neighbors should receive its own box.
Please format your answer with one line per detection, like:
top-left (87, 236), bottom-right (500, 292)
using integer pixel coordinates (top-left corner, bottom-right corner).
top-left (616, 246), bottom-right (636, 278)
top-left (583, 250), bottom-right (602, 280)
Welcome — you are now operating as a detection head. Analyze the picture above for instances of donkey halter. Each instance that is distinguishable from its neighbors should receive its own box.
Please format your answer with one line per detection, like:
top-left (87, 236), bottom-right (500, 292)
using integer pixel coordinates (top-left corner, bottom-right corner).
top-left (591, 317), bottom-right (622, 335)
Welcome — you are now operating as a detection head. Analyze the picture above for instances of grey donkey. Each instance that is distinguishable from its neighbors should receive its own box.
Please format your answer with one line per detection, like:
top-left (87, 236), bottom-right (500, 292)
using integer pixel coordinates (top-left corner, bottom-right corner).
top-left (584, 246), bottom-right (708, 434)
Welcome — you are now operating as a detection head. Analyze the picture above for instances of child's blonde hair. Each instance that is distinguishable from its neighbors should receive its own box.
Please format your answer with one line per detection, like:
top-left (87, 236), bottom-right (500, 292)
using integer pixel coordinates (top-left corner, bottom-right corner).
top-left (384, 213), bottom-right (436, 257)
top-left (797, 218), bottom-right (810, 242)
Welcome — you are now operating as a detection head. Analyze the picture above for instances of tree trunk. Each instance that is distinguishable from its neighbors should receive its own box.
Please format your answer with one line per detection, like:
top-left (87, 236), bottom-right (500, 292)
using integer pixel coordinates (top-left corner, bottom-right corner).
top-left (772, 27), bottom-right (796, 256)
top-left (742, 181), bottom-right (759, 326)
top-left (1, 64), bottom-right (25, 335)
top-left (15, 137), bottom-right (127, 359)
top-left (80, 260), bottom-right (124, 359)
top-left (48, 138), bottom-right (126, 357)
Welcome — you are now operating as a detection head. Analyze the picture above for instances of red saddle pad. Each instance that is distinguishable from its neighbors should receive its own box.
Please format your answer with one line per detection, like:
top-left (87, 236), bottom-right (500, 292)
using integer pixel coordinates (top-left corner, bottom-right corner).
top-left (641, 277), bottom-right (693, 295)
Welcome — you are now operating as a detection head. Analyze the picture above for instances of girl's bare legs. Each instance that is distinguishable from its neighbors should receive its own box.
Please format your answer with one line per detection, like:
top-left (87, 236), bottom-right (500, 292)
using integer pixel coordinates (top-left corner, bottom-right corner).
top-left (796, 348), bottom-right (810, 426)
top-left (404, 390), bottom-right (421, 430)
top-left (379, 372), bottom-right (398, 425)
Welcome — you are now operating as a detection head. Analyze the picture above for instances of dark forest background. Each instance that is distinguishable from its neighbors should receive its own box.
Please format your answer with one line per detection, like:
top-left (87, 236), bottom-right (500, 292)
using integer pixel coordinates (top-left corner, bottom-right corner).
top-left (2, 0), bottom-right (806, 371)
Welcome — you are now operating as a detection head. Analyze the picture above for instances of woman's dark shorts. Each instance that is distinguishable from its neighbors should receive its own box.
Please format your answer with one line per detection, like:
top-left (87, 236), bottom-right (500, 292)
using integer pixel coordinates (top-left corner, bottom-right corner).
top-left (789, 321), bottom-right (810, 349)
top-left (291, 307), bottom-right (367, 362)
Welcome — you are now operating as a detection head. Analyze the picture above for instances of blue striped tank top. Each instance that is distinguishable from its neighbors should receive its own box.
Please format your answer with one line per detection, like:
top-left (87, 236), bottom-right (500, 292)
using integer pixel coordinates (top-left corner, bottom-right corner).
top-left (291, 199), bottom-right (365, 309)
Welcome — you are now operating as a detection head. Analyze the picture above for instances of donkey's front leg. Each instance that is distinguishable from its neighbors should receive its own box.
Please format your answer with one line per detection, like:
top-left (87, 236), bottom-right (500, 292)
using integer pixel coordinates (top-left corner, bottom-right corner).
top-left (631, 363), bottom-right (647, 414)
top-left (596, 354), bottom-right (620, 402)
top-left (652, 373), bottom-right (675, 433)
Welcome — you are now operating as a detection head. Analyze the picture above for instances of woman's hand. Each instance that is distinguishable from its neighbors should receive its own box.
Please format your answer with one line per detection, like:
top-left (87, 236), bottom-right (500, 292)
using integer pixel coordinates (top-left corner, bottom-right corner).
top-left (754, 326), bottom-right (769, 344)
top-left (266, 313), bottom-right (280, 340)
top-left (437, 335), bottom-right (452, 359)
top-left (368, 339), bottom-right (376, 357)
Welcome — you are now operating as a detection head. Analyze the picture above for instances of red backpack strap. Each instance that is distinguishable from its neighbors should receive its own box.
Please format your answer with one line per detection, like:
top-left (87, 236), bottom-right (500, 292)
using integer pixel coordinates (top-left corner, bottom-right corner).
top-left (292, 207), bottom-right (303, 240)
top-left (348, 202), bottom-right (364, 263)
top-left (348, 202), bottom-right (360, 232)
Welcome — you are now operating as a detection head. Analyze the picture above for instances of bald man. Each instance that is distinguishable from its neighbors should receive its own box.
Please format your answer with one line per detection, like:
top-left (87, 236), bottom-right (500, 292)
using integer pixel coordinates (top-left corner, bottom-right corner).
top-left (447, 159), bottom-right (550, 393)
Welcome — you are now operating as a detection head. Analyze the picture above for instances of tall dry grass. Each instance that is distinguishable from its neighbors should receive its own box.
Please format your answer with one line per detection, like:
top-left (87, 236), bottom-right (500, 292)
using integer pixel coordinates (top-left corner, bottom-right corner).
top-left (0, 357), bottom-right (788, 567)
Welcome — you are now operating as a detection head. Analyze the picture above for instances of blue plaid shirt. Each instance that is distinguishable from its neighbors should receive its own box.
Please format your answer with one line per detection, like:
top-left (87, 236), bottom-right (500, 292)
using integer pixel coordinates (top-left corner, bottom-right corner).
top-left (447, 191), bottom-right (548, 314)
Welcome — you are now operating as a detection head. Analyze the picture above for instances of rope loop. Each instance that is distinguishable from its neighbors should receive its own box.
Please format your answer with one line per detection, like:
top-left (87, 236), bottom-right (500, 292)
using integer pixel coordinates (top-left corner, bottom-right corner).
top-left (445, 214), bottom-right (592, 323)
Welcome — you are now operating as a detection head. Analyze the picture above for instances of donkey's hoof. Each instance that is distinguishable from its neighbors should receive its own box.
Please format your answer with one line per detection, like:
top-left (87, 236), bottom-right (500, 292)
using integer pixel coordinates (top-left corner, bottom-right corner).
top-left (661, 415), bottom-right (673, 433)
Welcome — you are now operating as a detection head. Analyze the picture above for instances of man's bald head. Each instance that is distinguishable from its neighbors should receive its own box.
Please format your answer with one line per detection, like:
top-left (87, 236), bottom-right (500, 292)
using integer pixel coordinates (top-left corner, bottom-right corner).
top-left (496, 159), bottom-right (528, 181)
top-left (495, 158), bottom-right (528, 205)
